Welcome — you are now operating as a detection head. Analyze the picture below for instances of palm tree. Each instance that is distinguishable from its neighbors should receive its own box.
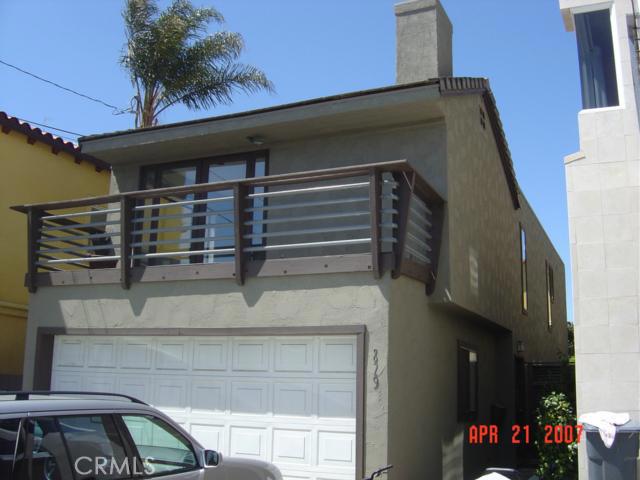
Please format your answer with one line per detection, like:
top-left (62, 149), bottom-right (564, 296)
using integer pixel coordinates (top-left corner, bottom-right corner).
top-left (121, 0), bottom-right (273, 128)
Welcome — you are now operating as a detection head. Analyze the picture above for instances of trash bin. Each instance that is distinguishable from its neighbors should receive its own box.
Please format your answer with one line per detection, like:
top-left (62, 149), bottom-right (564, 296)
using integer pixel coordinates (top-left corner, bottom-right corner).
top-left (584, 421), bottom-right (640, 480)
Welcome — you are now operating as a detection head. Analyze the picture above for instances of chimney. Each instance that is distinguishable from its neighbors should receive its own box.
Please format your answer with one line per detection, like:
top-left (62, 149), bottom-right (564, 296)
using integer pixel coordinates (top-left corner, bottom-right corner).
top-left (395, 0), bottom-right (453, 83)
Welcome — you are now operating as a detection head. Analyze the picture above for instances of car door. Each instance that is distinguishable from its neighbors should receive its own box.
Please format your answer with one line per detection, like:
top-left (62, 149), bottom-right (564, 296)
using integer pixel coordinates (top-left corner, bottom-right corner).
top-left (116, 414), bottom-right (203, 480)
top-left (57, 414), bottom-right (134, 480)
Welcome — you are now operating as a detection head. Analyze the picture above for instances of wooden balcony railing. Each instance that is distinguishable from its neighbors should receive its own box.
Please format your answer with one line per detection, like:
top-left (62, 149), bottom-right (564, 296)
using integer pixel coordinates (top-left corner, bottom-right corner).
top-left (12, 160), bottom-right (444, 293)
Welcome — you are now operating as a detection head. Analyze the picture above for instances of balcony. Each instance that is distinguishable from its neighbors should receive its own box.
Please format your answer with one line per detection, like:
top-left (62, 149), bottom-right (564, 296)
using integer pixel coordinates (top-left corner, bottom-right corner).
top-left (12, 160), bottom-right (444, 293)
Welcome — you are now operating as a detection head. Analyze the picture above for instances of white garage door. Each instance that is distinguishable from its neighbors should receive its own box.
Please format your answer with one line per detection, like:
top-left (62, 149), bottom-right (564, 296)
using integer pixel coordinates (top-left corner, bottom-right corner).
top-left (51, 335), bottom-right (358, 480)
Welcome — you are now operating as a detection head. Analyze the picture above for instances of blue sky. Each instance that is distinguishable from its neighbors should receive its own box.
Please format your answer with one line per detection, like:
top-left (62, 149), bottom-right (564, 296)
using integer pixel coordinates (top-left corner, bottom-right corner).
top-left (0, 0), bottom-right (580, 320)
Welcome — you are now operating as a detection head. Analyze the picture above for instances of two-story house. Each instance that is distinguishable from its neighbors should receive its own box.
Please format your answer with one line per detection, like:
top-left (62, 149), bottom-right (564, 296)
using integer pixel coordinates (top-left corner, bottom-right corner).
top-left (0, 112), bottom-right (110, 390)
top-left (14, 1), bottom-right (567, 479)
top-left (559, 0), bottom-right (640, 476)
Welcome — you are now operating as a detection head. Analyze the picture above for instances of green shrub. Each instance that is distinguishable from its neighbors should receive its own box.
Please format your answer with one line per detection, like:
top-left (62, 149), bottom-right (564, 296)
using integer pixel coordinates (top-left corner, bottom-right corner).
top-left (535, 392), bottom-right (578, 480)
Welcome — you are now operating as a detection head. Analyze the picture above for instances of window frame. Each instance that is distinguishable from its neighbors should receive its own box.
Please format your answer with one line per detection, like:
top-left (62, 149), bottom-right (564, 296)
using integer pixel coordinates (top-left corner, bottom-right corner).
top-left (116, 413), bottom-right (200, 479)
top-left (519, 223), bottom-right (528, 315)
top-left (457, 341), bottom-right (479, 423)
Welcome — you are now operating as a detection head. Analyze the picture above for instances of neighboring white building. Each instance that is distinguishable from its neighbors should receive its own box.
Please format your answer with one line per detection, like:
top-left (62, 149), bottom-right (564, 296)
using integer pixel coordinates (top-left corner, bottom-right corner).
top-left (559, 0), bottom-right (640, 475)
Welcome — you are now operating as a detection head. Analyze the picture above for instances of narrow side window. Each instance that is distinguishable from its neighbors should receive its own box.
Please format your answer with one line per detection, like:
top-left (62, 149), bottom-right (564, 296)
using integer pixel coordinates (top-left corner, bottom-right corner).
top-left (520, 224), bottom-right (528, 314)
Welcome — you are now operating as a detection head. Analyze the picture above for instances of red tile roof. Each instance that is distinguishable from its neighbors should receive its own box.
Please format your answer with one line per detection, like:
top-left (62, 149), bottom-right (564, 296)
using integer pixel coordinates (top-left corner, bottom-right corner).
top-left (0, 112), bottom-right (110, 172)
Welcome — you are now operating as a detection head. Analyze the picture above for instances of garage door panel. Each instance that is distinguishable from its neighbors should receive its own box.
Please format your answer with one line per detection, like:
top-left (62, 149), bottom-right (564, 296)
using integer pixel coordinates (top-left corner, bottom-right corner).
top-left (154, 378), bottom-right (188, 412)
top-left (272, 428), bottom-right (312, 466)
top-left (318, 384), bottom-right (356, 419)
top-left (274, 383), bottom-right (313, 417)
top-left (275, 338), bottom-right (314, 373)
top-left (232, 338), bottom-right (270, 372)
top-left (51, 372), bottom-right (82, 390)
top-left (317, 431), bottom-right (356, 468)
top-left (117, 375), bottom-right (151, 401)
top-left (193, 340), bottom-right (227, 371)
top-left (231, 382), bottom-right (269, 415)
top-left (191, 379), bottom-right (226, 413)
top-left (318, 338), bottom-right (356, 373)
top-left (52, 334), bottom-right (357, 480)
top-left (83, 373), bottom-right (116, 393)
top-left (87, 338), bottom-right (117, 368)
top-left (156, 339), bottom-right (191, 371)
top-left (119, 338), bottom-right (154, 369)
top-left (230, 426), bottom-right (267, 459)
top-left (190, 423), bottom-right (225, 451)
top-left (54, 337), bottom-right (85, 367)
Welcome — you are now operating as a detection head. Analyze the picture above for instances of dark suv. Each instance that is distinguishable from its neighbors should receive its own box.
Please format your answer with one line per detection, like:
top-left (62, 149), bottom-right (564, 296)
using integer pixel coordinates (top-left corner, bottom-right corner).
top-left (0, 391), bottom-right (282, 480)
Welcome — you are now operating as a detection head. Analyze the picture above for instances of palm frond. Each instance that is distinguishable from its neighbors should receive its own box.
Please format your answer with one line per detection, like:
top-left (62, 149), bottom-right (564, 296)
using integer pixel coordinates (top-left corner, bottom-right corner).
top-left (121, 0), bottom-right (273, 127)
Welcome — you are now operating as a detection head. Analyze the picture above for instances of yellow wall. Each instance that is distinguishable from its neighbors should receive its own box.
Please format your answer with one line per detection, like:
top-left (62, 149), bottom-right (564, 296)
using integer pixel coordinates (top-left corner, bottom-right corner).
top-left (0, 130), bottom-right (110, 375)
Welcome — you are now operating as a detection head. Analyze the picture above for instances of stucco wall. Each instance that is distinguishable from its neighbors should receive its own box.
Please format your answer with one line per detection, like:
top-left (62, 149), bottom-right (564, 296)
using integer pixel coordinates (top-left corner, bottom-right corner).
top-left (23, 272), bottom-right (391, 475)
top-left (388, 275), bottom-right (514, 480)
top-left (108, 123), bottom-right (448, 198)
top-left (442, 94), bottom-right (568, 362)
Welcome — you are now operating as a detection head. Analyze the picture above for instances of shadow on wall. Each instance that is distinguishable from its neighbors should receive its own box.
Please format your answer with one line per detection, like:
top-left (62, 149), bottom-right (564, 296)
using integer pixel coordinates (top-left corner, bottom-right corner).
top-left (33, 272), bottom-right (391, 325)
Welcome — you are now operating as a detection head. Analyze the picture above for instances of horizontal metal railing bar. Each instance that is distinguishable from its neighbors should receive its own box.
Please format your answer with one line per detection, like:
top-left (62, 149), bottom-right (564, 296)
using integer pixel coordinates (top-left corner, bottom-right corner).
top-left (41, 207), bottom-right (120, 221)
top-left (134, 195), bottom-right (234, 210)
top-left (244, 210), bottom-right (370, 226)
top-left (41, 219), bottom-right (120, 232)
top-left (38, 243), bottom-right (121, 254)
top-left (244, 224), bottom-right (371, 240)
top-left (36, 253), bottom-right (91, 269)
top-left (244, 237), bottom-right (371, 253)
top-left (132, 210), bottom-right (233, 223)
top-left (132, 222), bottom-right (233, 236)
top-left (246, 196), bottom-right (369, 213)
top-left (247, 182), bottom-right (368, 199)
top-left (12, 160), bottom-right (416, 212)
top-left (131, 248), bottom-right (235, 259)
top-left (131, 235), bottom-right (234, 248)
top-left (38, 255), bottom-right (119, 265)
top-left (38, 231), bottom-right (115, 243)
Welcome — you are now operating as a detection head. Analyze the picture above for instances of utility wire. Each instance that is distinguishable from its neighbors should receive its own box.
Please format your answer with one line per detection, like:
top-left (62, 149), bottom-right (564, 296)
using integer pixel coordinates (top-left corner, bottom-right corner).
top-left (0, 59), bottom-right (132, 114)
top-left (15, 117), bottom-right (84, 138)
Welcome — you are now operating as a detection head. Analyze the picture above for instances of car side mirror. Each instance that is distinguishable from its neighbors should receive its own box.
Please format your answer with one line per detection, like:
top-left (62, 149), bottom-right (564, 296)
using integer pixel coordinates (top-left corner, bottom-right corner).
top-left (204, 450), bottom-right (222, 467)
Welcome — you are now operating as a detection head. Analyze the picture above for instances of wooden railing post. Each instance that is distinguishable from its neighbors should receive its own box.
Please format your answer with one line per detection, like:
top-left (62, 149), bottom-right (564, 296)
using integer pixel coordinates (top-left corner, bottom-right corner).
top-left (26, 207), bottom-right (42, 293)
top-left (120, 196), bottom-right (133, 289)
top-left (233, 184), bottom-right (246, 285)
top-left (369, 169), bottom-right (382, 279)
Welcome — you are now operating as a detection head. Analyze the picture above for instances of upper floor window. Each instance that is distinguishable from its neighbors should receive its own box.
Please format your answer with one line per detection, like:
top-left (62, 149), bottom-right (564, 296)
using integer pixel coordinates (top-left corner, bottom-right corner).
top-left (546, 261), bottom-right (555, 329)
top-left (520, 224), bottom-right (528, 314)
top-left (575, 9), bottom-right (619, 109)
top-left (138, 151), bottom-right (267, 265)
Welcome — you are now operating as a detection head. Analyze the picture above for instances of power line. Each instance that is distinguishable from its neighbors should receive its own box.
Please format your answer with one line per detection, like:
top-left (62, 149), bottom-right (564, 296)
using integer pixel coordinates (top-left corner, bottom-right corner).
top-left (15, 117), bottom-right (84, 138)
top-left (0, 59), bottom-right (132, 114)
